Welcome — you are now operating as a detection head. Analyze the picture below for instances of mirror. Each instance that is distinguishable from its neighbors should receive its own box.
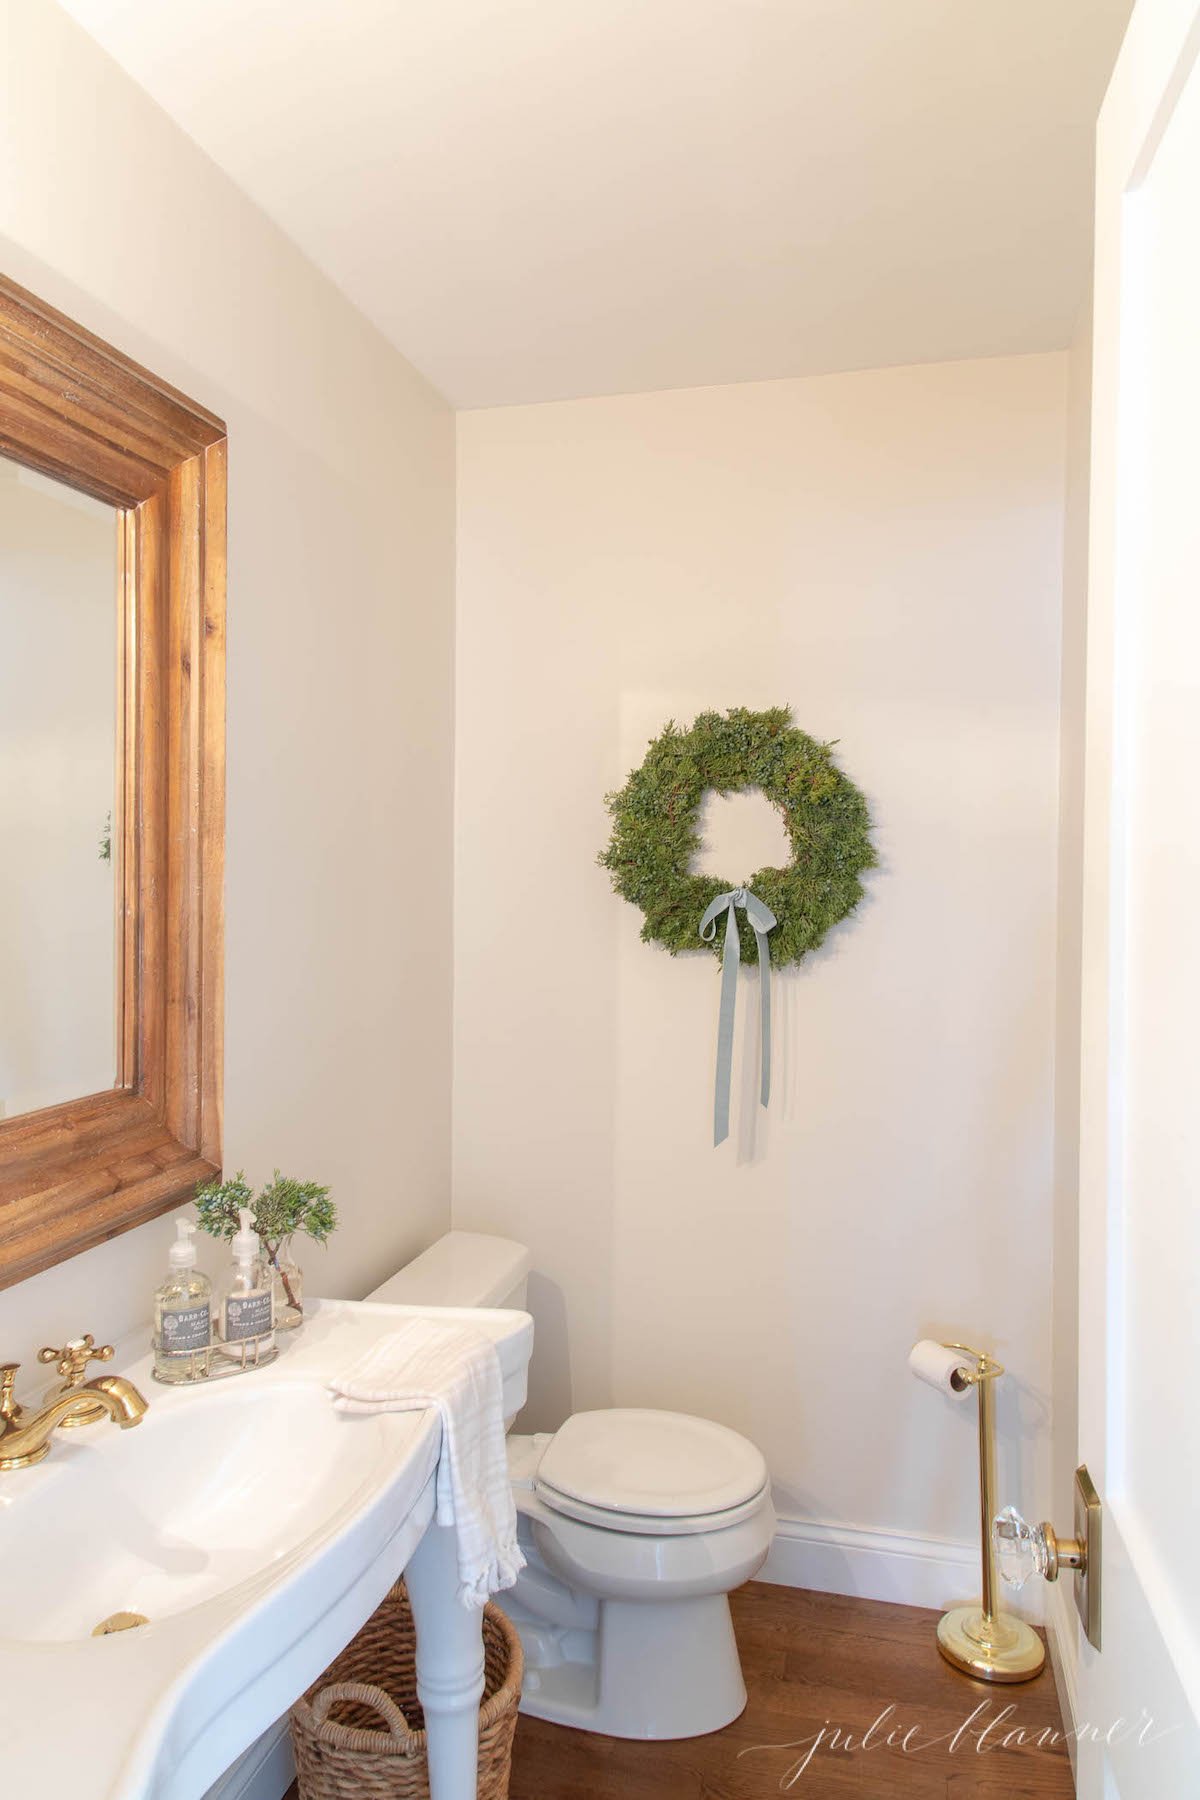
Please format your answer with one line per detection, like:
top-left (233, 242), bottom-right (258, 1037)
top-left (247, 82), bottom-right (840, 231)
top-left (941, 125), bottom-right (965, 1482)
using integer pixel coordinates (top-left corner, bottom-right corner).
top-left (0, 274), bottom-right (226, 1290)
top-left (0, 456), bottom-right (120, 1120)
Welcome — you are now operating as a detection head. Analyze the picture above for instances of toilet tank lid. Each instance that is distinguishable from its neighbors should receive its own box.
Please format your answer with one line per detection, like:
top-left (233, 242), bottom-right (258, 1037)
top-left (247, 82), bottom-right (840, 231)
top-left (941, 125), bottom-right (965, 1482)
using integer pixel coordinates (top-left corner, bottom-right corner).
top-left (365, 1231), bottom-right (531, 1309)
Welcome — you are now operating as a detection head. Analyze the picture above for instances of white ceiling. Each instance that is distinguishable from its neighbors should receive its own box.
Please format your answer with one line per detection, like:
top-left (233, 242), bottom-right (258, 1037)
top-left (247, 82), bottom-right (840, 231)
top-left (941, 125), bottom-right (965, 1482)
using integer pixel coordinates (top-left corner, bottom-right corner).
top-left (61, 0), bottom-right (1131, 409)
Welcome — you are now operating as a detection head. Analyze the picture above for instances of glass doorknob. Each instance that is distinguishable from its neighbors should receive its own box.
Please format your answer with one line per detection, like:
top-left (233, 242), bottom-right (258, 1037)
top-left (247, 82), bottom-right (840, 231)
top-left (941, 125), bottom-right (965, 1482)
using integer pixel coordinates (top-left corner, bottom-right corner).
top-left (994, 1505), bottom-right (1085, 1587)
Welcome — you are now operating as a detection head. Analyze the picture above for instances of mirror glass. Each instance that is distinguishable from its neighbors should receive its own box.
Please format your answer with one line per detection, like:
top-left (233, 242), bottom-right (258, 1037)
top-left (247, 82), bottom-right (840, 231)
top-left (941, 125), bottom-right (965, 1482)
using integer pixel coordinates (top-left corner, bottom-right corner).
top-left (0, 456), bottom-right (119, 1121)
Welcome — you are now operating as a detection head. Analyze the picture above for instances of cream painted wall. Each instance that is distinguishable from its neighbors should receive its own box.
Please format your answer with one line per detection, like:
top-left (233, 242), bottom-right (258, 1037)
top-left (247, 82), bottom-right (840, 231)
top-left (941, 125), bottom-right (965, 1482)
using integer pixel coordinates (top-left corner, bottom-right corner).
top-left (455, 356), bottom-right (1068, 1548)
top-left (0, 0), bottom-right (455, 1370)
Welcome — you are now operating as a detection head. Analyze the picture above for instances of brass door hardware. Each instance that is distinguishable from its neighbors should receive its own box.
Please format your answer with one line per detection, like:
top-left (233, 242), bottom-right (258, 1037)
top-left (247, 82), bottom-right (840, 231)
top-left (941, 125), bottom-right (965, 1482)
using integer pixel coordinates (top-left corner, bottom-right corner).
top-left (994, 1466), bottom-right (1102, 1650)
top-left (1072, 1465), bottom-right (1102, 1648)
top-left (38, 1335), bottom-right (115, 1427)
top-left (0, 1359), bottom-right (148, 1470)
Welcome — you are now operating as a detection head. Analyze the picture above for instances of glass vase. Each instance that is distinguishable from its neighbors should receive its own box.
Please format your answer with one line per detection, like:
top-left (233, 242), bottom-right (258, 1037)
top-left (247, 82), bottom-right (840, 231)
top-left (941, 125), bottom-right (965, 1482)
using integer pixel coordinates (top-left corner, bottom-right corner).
top-left (259, 1234), bottom-right (304, 1330)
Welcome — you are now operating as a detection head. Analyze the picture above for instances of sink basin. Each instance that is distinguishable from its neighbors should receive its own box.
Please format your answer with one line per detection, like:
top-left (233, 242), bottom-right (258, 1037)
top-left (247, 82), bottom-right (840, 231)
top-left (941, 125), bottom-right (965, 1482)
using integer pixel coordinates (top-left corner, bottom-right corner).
top-left (0, 1382), bottom-right (400, 1643)
top-left (0, 1297), bottom-right (534, 1800)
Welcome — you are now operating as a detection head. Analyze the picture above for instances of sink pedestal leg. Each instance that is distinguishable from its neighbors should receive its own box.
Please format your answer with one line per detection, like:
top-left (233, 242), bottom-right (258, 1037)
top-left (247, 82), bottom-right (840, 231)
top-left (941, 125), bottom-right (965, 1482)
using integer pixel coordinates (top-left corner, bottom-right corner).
top-left (406, 1520), bottom-right (483, 1800)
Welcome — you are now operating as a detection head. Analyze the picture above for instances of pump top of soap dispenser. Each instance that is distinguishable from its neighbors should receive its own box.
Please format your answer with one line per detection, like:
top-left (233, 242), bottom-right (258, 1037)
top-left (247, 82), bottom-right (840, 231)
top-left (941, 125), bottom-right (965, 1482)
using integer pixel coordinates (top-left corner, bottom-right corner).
top-left (169, 1218), bottom-right (199, 1269)
top-left (232, 1209), bottom-right (258, 1267)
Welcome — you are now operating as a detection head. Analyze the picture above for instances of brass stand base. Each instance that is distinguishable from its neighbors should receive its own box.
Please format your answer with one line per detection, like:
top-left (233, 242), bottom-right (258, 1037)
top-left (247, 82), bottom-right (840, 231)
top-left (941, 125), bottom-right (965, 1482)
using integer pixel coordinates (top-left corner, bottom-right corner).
top-left (936, 1605), bottom-right (1045, 1683)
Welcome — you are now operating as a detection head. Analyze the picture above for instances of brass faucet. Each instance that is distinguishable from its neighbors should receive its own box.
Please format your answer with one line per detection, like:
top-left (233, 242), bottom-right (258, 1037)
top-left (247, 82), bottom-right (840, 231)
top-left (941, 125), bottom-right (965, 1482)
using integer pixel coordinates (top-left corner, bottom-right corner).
top-left (0, 1360), bottom-right (148, 1471)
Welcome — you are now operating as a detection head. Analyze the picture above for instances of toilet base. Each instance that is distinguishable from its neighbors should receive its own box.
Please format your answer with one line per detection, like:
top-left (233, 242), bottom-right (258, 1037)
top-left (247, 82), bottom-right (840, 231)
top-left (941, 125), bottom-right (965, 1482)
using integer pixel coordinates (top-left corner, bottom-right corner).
top-left (495, 1587), bottom-right (748, 1740)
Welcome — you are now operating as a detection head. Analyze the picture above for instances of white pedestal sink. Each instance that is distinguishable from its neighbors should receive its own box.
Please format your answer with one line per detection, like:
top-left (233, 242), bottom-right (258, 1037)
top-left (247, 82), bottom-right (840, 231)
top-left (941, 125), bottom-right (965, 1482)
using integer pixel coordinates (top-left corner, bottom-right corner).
top-left (0, 1299), bottom-right (533, 1800)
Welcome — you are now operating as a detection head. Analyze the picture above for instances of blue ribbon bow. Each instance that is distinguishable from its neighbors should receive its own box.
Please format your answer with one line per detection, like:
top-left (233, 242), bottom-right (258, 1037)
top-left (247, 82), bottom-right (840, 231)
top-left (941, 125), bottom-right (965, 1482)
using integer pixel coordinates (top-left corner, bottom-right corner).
top-left (699, 887), bottom-right (777, 1147)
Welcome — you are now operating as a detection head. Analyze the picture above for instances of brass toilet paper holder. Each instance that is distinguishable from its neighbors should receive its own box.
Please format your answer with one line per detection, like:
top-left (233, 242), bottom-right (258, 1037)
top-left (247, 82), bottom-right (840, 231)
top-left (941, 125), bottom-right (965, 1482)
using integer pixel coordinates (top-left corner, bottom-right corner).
top-left (929, 1343), bottom-right (1047, 1682)
top-left (913, 1339), bottom-right (1102, 1680)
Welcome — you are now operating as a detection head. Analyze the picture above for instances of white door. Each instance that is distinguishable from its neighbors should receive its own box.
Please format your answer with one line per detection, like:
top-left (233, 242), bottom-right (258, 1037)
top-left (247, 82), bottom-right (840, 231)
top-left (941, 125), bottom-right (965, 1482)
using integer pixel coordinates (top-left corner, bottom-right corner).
top-left (1077, 0), bottom-right (1200, 1793)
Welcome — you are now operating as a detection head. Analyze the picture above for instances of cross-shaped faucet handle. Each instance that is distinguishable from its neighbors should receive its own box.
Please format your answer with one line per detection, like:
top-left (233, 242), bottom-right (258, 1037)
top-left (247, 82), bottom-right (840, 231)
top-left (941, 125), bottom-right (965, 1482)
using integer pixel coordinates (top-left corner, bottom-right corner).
top-left (37, 1334), bottom-right (115, 1388)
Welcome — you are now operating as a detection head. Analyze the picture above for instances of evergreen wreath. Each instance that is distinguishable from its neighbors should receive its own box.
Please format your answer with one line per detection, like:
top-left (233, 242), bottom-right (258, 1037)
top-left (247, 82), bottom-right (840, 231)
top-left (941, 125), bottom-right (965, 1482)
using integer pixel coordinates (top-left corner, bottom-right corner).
top-left (599, 706), bottom-right (875, 966)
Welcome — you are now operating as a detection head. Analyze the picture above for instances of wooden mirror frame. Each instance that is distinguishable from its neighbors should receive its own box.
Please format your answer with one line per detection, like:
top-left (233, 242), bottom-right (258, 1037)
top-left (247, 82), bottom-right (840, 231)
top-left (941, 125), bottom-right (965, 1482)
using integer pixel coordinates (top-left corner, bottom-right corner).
top-left (0, 276), bottom-right (225, 1289)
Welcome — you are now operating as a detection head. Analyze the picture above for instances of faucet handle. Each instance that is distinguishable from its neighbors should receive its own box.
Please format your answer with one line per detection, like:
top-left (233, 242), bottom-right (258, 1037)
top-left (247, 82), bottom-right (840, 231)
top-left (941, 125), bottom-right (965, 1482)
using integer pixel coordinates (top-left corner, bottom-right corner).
top-left (37, 1335), bottom-right (114, 1390)
top-left (0, 1363), bottom-right (23, 1426)
top-left (37, 1338), bottom-right (116, 1429)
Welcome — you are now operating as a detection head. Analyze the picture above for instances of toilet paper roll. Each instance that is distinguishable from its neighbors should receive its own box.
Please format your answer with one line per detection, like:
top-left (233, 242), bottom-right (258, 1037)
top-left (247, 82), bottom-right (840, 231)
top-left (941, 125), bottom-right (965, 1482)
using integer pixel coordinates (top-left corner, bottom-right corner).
top-left (909, 1339), bottom-right (974, 1396)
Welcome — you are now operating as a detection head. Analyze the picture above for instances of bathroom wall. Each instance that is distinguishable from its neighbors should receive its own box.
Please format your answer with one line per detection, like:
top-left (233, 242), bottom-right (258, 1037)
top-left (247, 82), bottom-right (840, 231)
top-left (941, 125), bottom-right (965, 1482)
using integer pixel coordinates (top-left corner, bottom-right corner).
top-left (0, 0), bottom-right (455, 1369)
top-left (454, 355), bottom-right (1068, 1594)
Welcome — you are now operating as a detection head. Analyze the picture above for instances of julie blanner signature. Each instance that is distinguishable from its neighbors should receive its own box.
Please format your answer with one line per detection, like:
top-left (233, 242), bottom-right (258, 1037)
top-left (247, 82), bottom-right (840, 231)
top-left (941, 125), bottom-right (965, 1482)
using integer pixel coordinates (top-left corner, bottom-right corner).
top-left (737, 1700), bottom-right (1175, 1788)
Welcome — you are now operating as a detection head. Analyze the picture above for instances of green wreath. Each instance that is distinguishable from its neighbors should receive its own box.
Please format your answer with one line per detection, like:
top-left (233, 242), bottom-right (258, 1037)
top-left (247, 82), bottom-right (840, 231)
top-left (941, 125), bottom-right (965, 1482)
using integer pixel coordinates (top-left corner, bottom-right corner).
top-left (599, 706), bottom-right (875, 967)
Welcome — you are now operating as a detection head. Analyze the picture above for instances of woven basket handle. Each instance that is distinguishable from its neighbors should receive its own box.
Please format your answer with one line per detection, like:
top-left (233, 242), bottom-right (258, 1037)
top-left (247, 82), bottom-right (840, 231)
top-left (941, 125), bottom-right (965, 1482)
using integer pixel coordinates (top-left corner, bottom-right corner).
top-left (308, 1681), bottom-right (414, 1741)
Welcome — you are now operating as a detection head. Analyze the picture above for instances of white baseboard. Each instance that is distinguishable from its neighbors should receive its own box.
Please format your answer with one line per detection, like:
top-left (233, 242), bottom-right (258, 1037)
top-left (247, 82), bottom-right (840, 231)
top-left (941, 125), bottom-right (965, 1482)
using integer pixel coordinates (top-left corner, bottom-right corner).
top-left (1044, 1579), bottom-right (1080, 1780)
top-left (760, 1514), bottom-right (1044, 1623)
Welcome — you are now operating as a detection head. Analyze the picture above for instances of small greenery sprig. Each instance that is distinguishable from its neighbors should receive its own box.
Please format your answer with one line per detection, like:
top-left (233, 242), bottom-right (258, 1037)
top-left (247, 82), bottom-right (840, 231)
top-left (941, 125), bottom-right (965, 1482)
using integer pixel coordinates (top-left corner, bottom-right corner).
top-left (193, 1170), bottom-right (336, 1317)
top-left (193, 1170), bottom-right (256, 1240)
top-left (193, 1169), bottom-right (337, 1245)
top-left (257, 1172), bottom-right (338, 1246)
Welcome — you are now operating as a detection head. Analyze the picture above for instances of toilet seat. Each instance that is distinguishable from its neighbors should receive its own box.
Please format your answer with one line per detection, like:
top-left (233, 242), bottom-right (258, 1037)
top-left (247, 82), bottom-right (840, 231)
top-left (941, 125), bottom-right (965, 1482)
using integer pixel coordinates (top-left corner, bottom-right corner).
top-left (531, 1408), bottom-right (769, 1536)
top-left (534, 1478), bottom-right (771, 1536)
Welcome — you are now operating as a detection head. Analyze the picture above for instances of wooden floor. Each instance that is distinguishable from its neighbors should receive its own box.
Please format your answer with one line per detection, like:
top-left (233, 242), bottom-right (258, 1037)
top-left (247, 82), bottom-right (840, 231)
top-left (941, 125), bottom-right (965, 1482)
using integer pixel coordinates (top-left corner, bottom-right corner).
top-left (507, 1584), bottom-right (1075, 1800)
top-left (286, 1583), bottom-right (1075, 1799)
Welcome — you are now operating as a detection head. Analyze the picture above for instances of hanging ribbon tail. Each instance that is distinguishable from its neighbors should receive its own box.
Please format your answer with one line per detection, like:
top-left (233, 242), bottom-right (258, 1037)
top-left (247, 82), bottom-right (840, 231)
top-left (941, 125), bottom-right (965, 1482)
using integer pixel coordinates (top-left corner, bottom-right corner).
top-left (742, 890), bottom-right (776, 1111)
top-left (702, 895), bottom-right (740, 1146)
top-left (699, 887), bottom-right (777, 1147)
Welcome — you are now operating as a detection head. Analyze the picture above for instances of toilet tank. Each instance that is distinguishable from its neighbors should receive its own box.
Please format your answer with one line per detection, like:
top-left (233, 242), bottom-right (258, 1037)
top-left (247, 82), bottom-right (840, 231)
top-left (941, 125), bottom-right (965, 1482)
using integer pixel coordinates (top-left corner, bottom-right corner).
top-left (365, 1230), bottom-right (531, 1310)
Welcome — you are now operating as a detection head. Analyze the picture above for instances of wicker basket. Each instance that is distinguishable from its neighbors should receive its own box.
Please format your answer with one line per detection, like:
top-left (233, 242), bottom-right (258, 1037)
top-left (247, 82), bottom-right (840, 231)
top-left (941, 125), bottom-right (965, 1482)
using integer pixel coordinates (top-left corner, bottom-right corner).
top-left (290, 1580), bottom-right (523, 1800)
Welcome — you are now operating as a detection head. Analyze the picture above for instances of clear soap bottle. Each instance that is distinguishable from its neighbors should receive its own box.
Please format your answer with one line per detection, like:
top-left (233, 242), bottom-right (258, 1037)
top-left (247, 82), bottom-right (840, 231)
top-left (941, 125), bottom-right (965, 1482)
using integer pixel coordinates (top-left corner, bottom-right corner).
top-left (214, 1208), bottom-right (277, 1367)
top-left (153, 1219), bottom-right (213, 1384)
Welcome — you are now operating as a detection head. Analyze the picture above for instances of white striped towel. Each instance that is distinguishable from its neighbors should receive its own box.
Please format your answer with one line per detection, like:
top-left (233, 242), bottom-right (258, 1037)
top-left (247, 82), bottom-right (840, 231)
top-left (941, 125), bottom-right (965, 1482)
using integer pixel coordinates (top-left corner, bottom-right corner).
top-left (329, 1317), bottom-right (524, 1609)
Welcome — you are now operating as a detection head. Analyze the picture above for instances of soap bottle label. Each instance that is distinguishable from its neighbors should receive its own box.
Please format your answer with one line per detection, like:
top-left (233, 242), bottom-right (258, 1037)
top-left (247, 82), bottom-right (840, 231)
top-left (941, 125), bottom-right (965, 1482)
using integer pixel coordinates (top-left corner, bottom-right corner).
top-left (161, 1303), bottom-right (211, 1354)
top-left (224, 1290), bottom-right (273, 1342)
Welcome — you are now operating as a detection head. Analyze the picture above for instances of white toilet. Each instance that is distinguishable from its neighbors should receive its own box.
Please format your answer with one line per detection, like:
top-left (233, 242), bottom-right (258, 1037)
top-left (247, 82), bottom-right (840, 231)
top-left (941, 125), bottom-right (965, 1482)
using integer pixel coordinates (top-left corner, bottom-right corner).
top-left (367, 1230), bottom-right (776, 1740)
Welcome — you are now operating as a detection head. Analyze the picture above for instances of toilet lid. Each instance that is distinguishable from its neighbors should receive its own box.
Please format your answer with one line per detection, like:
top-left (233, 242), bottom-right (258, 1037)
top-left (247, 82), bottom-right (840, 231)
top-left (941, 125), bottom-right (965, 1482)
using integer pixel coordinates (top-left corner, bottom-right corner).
top-left (534, 1409), bottom-right (768, 1521)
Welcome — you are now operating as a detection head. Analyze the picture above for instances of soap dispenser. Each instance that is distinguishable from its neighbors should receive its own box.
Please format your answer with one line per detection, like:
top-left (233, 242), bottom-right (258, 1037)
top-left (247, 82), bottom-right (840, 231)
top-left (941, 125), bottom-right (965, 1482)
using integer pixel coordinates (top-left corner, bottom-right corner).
top-left (153, 1219), bottom-right (213, 1384)
top-left (215, 1209), bottom-right (277, 1367)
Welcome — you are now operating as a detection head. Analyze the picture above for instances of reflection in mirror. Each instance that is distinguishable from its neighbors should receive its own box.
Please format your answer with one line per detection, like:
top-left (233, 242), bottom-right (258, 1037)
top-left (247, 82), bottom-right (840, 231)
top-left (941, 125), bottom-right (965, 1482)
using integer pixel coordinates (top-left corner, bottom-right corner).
top-left (0, 455), bottom-right (119, 1121)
